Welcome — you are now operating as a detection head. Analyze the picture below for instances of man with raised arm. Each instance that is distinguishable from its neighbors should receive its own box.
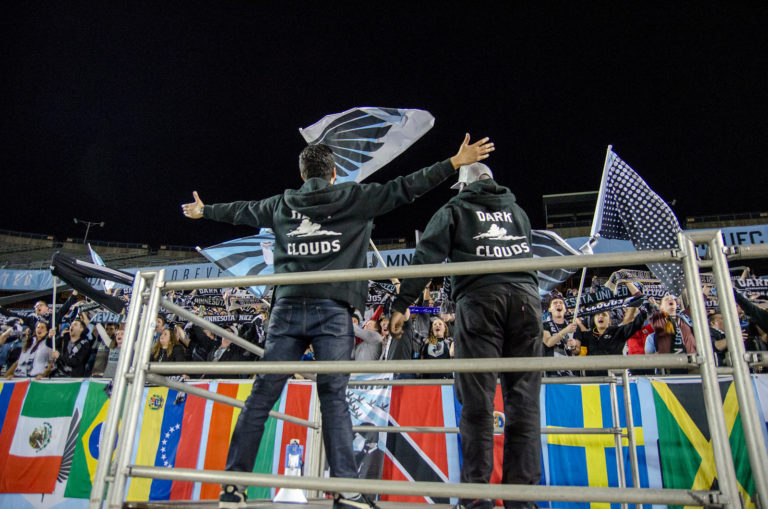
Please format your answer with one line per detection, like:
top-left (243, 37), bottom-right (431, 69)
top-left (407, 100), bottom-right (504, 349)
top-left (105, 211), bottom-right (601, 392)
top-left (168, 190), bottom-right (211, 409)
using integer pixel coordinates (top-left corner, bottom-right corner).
top-left (182, 134), bottom-right (494, 509)
top-left (389, 163), bottom-right (541, 509)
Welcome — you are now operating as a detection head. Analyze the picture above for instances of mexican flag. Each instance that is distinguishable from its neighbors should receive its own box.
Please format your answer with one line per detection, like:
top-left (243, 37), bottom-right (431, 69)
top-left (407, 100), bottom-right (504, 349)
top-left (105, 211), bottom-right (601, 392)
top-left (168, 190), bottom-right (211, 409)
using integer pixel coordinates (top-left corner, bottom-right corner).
top-left (0, 381), bottom-right (81, 493)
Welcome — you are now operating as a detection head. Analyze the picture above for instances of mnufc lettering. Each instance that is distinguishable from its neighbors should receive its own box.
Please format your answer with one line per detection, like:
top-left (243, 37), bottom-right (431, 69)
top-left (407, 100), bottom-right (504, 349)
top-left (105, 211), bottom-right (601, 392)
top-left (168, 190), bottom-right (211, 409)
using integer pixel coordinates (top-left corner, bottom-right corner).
top-left (476, 243), bottom-right (530, 257)
top-left (287, 240), bottom-right (341, 256)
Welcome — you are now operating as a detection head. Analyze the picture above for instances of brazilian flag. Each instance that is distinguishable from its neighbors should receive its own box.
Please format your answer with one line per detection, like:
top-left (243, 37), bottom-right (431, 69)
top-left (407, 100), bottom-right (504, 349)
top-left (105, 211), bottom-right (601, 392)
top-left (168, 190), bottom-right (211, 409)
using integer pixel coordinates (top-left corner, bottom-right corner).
top-left (651, 379), bottom-right (755, 508)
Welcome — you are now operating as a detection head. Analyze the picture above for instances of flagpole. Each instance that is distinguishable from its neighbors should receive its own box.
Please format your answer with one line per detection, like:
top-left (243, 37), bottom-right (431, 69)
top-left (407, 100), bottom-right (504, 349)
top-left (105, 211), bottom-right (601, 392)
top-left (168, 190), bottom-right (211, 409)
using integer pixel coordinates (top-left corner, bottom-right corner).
top-left (369, 239), bottom-right (388, 268)
top-left (51, 276), bottom-right (57, 351)
top-left (572, 145), bottom-right (613, 322)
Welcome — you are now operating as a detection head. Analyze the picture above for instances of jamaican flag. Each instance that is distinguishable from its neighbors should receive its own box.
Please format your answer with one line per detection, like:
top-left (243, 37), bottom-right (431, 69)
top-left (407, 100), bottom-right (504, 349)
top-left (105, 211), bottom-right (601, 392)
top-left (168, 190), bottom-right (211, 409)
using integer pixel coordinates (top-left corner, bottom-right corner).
top-left (651, 379), bottom-right (755, 508)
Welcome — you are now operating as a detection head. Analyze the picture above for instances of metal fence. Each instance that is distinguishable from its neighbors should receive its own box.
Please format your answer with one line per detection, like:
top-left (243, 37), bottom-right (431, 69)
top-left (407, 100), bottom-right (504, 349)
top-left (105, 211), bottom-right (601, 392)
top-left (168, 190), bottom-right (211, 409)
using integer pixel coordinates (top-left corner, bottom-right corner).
top-left (90, 231), bottom-right (768, 509)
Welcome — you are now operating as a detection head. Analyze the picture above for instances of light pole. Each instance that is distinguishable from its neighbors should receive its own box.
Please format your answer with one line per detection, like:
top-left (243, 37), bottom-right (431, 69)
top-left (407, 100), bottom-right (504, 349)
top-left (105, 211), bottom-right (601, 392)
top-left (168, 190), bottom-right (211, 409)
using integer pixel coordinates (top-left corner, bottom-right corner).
top-left (73, 218), bottom-right (104, 245)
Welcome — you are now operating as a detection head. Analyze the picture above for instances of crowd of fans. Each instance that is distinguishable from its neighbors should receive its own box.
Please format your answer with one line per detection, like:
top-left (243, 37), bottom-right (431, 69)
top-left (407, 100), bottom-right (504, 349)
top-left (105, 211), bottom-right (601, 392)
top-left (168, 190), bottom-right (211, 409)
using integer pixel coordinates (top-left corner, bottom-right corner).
top-left (0, 268), bottom-right (766, 380)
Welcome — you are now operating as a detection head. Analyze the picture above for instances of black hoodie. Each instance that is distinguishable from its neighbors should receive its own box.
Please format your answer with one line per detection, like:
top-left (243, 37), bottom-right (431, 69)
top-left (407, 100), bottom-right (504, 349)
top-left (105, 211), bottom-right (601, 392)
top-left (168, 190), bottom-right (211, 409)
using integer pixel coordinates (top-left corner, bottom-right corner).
top-left (204, 160), bottom-right (455, 311)
top-left (394, 179), bottom-right (537, 312)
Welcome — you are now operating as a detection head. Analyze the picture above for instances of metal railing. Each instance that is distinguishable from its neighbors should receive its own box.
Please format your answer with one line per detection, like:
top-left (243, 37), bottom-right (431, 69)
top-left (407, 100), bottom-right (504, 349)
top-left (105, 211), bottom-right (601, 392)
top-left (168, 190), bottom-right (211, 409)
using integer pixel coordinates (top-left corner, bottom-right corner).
top-left (89, 231), bottom-right (768, 509)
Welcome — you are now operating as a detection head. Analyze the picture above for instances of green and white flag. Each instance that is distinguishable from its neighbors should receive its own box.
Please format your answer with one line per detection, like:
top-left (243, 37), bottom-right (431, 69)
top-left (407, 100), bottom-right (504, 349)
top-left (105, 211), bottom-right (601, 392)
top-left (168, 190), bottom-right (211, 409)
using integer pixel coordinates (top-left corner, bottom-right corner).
top-left (1, 381), bottom-right (80, 494)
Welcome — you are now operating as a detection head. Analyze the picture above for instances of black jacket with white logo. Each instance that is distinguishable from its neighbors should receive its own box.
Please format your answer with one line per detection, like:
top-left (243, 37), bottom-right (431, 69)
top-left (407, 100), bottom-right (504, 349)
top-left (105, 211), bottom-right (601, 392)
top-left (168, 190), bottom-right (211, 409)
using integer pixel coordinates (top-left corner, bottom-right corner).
top-left (393, 179), bottom-right (537, 313)
top-left (203, 160), bottom-right (455, 311)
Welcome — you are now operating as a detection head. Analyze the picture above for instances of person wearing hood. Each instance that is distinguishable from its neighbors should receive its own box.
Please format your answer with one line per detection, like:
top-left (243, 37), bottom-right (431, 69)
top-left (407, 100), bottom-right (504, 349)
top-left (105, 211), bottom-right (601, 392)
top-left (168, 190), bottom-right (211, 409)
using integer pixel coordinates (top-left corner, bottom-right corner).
top-left (390, 163), bottom-right (541, 509)
top-left (181, 134), bottom-right (494, 509)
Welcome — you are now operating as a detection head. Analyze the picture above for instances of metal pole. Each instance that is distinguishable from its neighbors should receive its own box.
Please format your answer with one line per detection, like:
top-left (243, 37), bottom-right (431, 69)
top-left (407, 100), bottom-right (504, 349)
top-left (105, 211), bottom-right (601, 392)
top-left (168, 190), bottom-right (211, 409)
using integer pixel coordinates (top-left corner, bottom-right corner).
top-left (106, 270), bottom-right (166, 509)
top-left (162, 249), bottom-right (683, 291)
top-left (51, 277), bottom-right (57, 351)
top-left (709, 231), bottom-right (768, 505)
top-left (609, 375), bottom-right (627, 509)
top-left (128, 466), bottom-right (720, 506)
top-left (621, 370), bottom-right (641, 491)
top-left (146, 353), bottom-right (696, 376)
top-left (678, 232), bottom-right (741, 509)
top-left (89, 274), bottom-right (146, 509)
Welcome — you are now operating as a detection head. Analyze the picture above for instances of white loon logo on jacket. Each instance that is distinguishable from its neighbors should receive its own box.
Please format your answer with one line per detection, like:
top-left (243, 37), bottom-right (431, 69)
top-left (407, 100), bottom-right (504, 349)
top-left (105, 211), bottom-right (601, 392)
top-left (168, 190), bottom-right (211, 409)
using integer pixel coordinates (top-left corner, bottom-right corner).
top-left (287, 217), bottom-right (342, 237)
top-left (286, 213), bottom-right (342, 256)
top-left (473, 224), bottom-right (526, 241)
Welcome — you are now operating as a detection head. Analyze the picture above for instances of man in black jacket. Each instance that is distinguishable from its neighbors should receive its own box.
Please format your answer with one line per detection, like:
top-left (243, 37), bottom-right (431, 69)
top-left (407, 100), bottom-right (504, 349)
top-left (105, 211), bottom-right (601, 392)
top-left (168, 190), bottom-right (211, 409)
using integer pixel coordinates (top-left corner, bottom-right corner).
top-left (390, 163), bottom-right (541, 509)
top-left (182, 134), bottom-right (494, 509)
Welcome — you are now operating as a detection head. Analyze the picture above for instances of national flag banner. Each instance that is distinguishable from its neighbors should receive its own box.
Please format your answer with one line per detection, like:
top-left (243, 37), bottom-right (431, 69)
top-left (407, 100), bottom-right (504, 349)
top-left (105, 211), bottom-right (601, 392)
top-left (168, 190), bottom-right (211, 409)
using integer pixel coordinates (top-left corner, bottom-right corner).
top-left (300, 107), bottom-right (435, 183)
top-left (347, 374), bottom-right (392, 482)
top-left (532, 229), bottom-right (585, 294)
top-left (126, 385), bottom-right (208, 501)
top-left (382, 385), bottom-right (459, 504)
top-left (197, 382), bottom-right (252, 500)
top-left (541, 380), bottom-right (662, 509)
top-left (0, 380), bottom-right (31, 483)
top-left (165, 383), bottom-right (208, 501)
top-left (651, 378), bottom-right (757, 509)
top-left (64, 380), bottom-right (110, 498)
top-left (198, 228), bottom-right (275, 298)
top-left (592, 148), bottom-right (685, 296)
top-left (1, 381), bottom-right (81, 494)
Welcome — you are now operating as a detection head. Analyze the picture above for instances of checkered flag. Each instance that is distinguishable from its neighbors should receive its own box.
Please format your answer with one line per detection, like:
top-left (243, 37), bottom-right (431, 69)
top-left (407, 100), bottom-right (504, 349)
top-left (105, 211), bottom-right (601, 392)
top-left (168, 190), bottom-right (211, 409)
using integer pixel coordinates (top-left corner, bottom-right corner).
top-left (592, 148), bottom-right (685, 295)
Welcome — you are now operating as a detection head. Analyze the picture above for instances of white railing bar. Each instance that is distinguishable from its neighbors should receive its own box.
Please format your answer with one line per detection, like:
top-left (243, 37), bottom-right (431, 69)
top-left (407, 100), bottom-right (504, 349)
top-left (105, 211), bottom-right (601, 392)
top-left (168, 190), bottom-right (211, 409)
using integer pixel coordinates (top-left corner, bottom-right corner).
top-left (127, 466), bottom-right (720, 506)
top-left (162, 249), bottom-right (682, 290)
top-left (145, 354), bottom-right (696, 375)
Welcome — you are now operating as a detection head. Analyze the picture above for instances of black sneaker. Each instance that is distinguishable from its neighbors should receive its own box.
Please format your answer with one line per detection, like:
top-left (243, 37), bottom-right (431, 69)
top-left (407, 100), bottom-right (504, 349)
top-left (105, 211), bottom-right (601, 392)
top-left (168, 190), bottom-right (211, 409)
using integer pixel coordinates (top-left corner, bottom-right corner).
top-left (463, 499), bottom-right (493, 509)
top-left (219, 484), bottom-right (247, 509)
top-left (333, 493), bottom-right (380, 509)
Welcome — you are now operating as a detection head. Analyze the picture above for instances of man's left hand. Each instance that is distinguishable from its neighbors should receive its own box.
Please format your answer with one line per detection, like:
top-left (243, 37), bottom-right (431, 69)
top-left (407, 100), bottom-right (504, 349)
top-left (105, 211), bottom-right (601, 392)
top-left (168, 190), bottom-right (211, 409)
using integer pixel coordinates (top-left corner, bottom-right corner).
top-left (390, 311), bottom-right (406, 336)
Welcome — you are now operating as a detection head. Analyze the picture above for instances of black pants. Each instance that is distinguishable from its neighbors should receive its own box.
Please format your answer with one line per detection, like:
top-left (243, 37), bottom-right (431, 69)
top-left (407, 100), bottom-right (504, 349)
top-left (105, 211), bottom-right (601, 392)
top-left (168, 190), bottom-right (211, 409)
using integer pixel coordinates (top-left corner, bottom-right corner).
top-left (454, 283), bottom-right (542, 508)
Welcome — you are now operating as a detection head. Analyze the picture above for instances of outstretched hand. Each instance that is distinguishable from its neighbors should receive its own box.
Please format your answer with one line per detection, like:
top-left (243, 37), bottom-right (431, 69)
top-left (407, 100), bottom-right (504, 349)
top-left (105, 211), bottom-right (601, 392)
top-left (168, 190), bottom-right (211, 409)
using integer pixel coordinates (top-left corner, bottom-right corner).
top-left (389, 311), bottom-right (406, 337)
top-left (450, 133), bottom-right (495, 169)
top-left (182, 191), bottom-right (205, 219)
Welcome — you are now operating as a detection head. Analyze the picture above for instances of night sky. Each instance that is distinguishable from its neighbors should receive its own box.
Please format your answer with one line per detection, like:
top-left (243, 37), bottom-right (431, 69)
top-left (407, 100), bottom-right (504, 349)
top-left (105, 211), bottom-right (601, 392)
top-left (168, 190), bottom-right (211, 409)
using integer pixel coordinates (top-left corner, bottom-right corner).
top-left (3, 3), bottom-right (766, 249)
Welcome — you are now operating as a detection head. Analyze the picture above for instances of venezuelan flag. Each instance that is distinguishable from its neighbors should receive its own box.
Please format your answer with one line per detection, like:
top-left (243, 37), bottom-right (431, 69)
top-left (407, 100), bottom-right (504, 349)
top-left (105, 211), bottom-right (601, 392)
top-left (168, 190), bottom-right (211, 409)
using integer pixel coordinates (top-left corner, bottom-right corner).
top-left (126, 387), bottom-right (187, 501)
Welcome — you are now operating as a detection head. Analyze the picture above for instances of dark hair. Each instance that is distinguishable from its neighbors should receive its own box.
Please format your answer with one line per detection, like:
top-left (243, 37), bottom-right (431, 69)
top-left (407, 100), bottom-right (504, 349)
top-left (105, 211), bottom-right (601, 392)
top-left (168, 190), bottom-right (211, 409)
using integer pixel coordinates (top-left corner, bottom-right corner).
top-left (299, 144), bottom-right (335, 181)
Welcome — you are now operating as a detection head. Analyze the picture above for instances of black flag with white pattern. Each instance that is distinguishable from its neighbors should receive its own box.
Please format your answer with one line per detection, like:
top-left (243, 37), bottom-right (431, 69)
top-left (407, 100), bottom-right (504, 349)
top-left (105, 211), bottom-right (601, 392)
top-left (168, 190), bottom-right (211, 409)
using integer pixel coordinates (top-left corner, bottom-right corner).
top-left (593, 149), bottom-right (685, 295)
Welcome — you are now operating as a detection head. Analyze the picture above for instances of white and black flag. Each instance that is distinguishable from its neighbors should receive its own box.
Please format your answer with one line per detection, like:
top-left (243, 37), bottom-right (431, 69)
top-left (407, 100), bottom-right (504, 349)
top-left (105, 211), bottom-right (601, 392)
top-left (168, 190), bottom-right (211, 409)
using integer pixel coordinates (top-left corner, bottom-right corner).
top-left (593, 148), bottom-right (685, 295)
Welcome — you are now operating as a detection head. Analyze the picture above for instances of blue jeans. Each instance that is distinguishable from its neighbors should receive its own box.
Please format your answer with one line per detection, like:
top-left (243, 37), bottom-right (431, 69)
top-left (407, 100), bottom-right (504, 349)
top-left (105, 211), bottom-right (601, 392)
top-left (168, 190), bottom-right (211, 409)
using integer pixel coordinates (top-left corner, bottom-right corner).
top-left (225, 297), bottom-right (357, 479)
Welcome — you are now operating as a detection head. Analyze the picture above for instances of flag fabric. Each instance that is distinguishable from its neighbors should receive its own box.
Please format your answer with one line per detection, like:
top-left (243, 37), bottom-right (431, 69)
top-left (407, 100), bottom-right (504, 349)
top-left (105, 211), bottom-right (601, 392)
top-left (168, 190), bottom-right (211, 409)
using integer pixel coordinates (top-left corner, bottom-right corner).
top-left (126, 387), bottom-right (191, 501)
top-left (197, 228), bottom-right (275, 298)
top-left (651, 379), bottom-right (756, 509)
top-left (382, 385), bottom-right (459, 504)
top-left (270, 381), bottom-right (315, 499)
top-left (532, 229), bottom-right (586, 294)
top-left (592, 148), bottom-right (685, 295)
top-left (347, 374), bottom-right (392, 482)
top-left (1, 381), bottom-right (81, 494)
top-left (64, 380), bottom-right (110, 498)
top-left (541, 380), bottom-right (662, 509)
top-left (88, 243), bottom-right (115, 292)
top-left (0, 380), bottom-right (31, 483)
top-left (50, 252), bottom-right (133, 313)
top-left (300, 107), bottom-right (435, 183)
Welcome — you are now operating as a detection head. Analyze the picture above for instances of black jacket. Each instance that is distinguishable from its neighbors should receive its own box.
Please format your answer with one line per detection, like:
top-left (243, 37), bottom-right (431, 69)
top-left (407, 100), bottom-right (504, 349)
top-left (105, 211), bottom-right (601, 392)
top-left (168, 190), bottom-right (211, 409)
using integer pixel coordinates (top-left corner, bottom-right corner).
top-left (54, 334), bottom-right (92, 377)
top-left (204, 160), bottom-right (455, 311)
top-left (394, 179), bottom-right (537, 313)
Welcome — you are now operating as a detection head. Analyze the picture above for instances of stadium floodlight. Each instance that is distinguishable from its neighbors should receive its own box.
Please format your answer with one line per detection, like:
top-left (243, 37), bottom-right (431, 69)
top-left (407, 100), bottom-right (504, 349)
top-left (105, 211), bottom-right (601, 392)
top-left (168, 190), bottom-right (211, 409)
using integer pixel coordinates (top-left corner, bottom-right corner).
top-left (73, 218), bottom-right (105, 245)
